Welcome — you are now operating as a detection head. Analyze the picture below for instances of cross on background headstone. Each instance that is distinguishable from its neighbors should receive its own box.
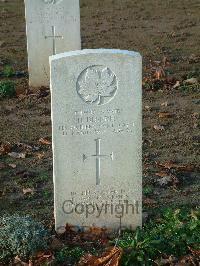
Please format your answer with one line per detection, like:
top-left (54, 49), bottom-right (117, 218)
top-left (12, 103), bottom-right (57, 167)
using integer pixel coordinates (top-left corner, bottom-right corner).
top-left (83, 138), bottom-right (114, 185)
top-left (24, 0), bottom-right (81, 87)
top-left (45, 26), bottom-right (63, 55)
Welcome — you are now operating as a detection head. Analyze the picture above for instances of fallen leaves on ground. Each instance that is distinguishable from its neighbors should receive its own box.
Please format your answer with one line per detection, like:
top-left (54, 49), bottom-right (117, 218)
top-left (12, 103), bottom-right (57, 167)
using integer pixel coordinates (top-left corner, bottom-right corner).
top-left (35, 152), bottom-right (45, 159)
top-left (154, 249), bottom-right (200, 265)
top-left (183, 77), bottom-right (198, 85)
top-left (0, 162), bottom-right (17, 170)
top-left (0, 142), bottom-right (12, 155)
top-left (13, 256), bottom-right (33, 266)
top-left (161, 101), bottom-right (169, 107)
top-left (8, 163), bottom-right (17, 168)
top-left (8, 152), bottom-right (26, 159)
top-left (157, 176), bottom-right (172, 187)
top-left (83, 226), bottom-right (110, 245)
top-left (34, 251), bottom-right (55, 266)
top-left (16, 170), bottom-right (36, 179)
top-left (191, 112), bottom-right (199, 119)
top-left (22, 188), bottom-right (34, 195)
top-left (154, 66), bottom-right (166, 80)
top-left (0, 162), bottom-right (7, 170)
top-left (155, 255), bottom-right (177, 266)
top-left (13, 252), bottom-right (55, 266)
top-left (143, 198), bottom-right (158, 207)
top-left (144, 105), bottom-right (151, 110)
top-left (0, 142), bottom-right (40, 159)
top-left (50, 236), bottom-right (64, 250)
top-left (176, 253), bottom-right (200, 266)
top-left (153, 125), bottom-right (165, 131)
top-left (188, 247), bottom-right (200, 256)
top-left (172, 80), bottom-right (180, 89)
top-left (60, 224), bottom-right (111, 246)
top-left (37, 87), bottom-right (50, 98)
top-left (39, 138), bottom-right (51, 145)
top-left (158, 112), bottom-right (174, 119)
top-left (156, 161), bottom-right (197, 171)
top-left (77, 247), bottom-right (123, 266)
top-left (16, 142), bottom-right (39, 152)
top-left (155, 171), bottom-right (179, 187)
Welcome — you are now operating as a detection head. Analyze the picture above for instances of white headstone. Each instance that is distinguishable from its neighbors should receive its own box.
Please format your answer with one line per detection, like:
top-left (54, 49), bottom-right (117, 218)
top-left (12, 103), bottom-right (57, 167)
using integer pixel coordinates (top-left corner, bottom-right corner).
top-left (24, 0), bottom-right (81, 88)
top-left (50, 49), bottom-right (142, 232)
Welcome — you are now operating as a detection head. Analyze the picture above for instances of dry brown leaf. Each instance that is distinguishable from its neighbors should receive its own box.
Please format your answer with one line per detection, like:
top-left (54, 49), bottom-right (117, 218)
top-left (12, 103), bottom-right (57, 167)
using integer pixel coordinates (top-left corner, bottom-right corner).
top-left (39, 138), bottom-right (51, 145)
top-left (23, 188), bottom-right (34, 195)
top-left (153, 125), bottom-right (165, 131)
top-left (50, 237), bottom-right (64, 250)
top-left (155, 255), bottom-right (177, 265)
top-left (157, 176), bottom-right (172, 187)
top-left (34, 251), bottom-right (55, 266)
top-left (191, 112), bottom-right (199, 119)
top-left (172, 80), bottom-right (180, 89)
top-left (154, 67), bottom-right (165, 80)
top-left (158, 112), bottom-right (174, 118)
top-left (161, 101), bottom-right (168, 107)
top-left (144, 105), bottom-right (151, 110)
top-left (143, 198), bottom-right (157, 207)
top-left (183, 77), bottom-right (198, 85)
top-left (155, 171), bottom-right (169, 178)
top-left (8, 152), bottom-right (26, 159)
top-left (84, 226), bottom-right (109, 244)
top-left (8, 163), bottom-right (17, 168)
top-left (156, 171), bottom-right (179, 186)
top-left (188, 246), bottom-right (200, 257)
top-left (0, 142), bottom-right (12, 155)
top-left (0, 162), bottom-right (7, 170)
top-left (17, 142), bottom-right (39, 152)
top-left (35, 152), bottom-right (45, 159)
top-left (156, 161), bottom-right (195, 171)
top-left (177, 254), bottom-right (198, 265)
top-left (77, 247), bottom-right (123, 266)
top-left (14, 256), bottom-right (33, 266)
top-left (88, 226), bottom-right (108, 236)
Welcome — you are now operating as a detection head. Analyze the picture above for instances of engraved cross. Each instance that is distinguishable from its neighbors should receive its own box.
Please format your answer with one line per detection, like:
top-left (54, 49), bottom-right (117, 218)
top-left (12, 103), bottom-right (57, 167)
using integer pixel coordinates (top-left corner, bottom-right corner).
top-left (45, 26), bottom-right (63, 55)
top-left (83, 138), bottom-right (114, 185)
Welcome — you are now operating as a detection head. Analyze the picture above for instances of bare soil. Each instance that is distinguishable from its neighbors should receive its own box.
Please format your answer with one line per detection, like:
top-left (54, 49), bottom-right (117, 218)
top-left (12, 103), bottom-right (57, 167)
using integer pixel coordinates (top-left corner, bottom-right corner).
top-left (0, 0), bottom-right (199, 226)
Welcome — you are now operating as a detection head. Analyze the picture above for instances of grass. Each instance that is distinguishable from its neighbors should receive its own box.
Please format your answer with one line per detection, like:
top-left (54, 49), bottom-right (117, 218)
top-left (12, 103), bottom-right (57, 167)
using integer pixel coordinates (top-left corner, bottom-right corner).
top-left (143, 185), bottom-right (154, 196)
top-left (115, 208), bottom-right (200, 265)
top-left (179, 83), bottom-right (200, 93)
top-left (0, 206), bottom-right (199, 265)
top-left (3, 65), bottom-right (15, 77)
top-left (55, 246), bottom-right (85, 265)
top-left (0, 80), bottom-right (15, 98)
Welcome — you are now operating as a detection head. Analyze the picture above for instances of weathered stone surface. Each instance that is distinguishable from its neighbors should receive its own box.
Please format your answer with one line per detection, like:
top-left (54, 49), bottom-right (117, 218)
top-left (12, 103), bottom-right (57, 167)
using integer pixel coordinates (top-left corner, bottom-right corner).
top-left (50, 49), bottom-right (142, 232)
top-left (24, 0), bottom-right (81, 88)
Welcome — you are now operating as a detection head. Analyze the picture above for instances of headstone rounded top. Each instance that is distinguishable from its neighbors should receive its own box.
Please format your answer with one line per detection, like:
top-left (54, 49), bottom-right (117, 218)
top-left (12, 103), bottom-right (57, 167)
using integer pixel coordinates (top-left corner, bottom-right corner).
top-left (50, 49), bottom-right (142, 61)
top-left (76, 65), bottom-right (118, 106)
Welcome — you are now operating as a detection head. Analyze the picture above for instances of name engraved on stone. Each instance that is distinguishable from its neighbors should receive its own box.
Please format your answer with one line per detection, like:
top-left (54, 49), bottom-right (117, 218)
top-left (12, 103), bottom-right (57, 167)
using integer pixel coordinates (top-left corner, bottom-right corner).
top-left (45, 26), bottom-right (63, 55)
top-left (76, 66), bottom-right (118, 106)
top-left (83, 138), bottom-right (114, 185)
top-left (58, 109), bottom-right (135, 136)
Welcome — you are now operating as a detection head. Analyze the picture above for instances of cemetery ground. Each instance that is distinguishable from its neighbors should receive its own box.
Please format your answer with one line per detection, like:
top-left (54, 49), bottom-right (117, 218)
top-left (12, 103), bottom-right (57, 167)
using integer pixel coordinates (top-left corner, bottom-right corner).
top-left (0, 0), bottom-right (199, 265)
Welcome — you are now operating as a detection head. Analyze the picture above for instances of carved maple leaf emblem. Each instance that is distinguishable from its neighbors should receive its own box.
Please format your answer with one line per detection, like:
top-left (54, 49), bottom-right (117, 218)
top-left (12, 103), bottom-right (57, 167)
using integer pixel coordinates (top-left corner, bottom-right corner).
top-left (77, 66), bottom-right (117, 105)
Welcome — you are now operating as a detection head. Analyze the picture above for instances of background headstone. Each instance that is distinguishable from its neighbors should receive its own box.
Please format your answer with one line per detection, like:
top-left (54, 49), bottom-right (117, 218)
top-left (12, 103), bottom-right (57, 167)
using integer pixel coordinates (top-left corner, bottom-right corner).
top-left (24, 0), bottom-right (81, 88)
top-left (50, 49), bottom-right (142, 232)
